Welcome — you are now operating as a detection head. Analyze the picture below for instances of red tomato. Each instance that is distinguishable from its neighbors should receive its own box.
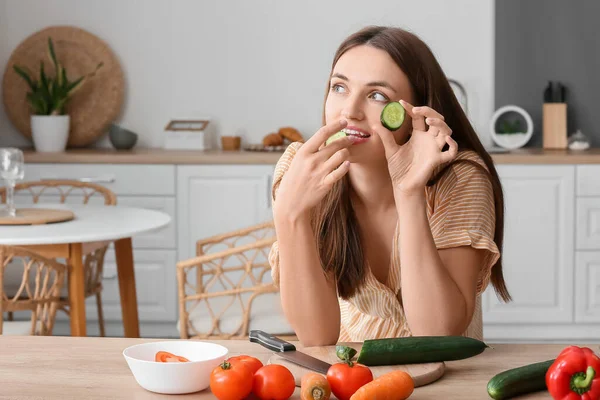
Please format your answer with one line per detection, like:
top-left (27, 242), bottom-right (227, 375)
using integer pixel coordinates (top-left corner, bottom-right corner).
top-left (228, 355), bottom-right (264, 375)
top-left (210, 360), bottom-right (253, 400)
top-left (253, 364), bottom-right (296, 400)
top-left (326, 362), bottom-right (373, 400)
top-left (154, 351), bottom-right (189, 363)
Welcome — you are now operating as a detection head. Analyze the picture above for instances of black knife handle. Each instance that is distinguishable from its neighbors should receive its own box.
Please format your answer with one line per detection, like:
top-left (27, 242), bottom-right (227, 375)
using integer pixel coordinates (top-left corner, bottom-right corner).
top-left (249, 330), bottom-right (296, 352)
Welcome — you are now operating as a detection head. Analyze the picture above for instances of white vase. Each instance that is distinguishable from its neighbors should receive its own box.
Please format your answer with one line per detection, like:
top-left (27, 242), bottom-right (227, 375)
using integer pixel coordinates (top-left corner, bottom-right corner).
top-left (30, 115), bottom-right (70, 152)
top-left (493, 132), bottom-right (530, 150)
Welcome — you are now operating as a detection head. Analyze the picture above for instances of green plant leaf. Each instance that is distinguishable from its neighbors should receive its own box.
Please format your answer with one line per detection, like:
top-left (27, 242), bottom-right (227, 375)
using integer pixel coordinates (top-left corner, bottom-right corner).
top-left (47, 37), bottom-right (59, 73)
top-left (38, 61), bottom-right (56, 113)
top-left (39, 60), bottom-right (47, 88)
top-left (54, 98), bottom-right (67, 115)
top-left (56, 63), bottom-right (64, 86)
top-left (61, 67), bottom-right (69, 89)
top-left (12, 65), bottom-right (36, 91)
top-left (26, 92), bottom-right (48, 115)
top-left (514, 120), bottom-right (521, 132)
top-left (65, 76), bottom-right (85, 96)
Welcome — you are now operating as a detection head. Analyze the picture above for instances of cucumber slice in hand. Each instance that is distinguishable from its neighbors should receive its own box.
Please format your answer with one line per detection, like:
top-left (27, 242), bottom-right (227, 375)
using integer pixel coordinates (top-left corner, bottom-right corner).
top-left (325, 130), bottom-right (347, 146)
top-left (381, 101), bottom-right (405, 131)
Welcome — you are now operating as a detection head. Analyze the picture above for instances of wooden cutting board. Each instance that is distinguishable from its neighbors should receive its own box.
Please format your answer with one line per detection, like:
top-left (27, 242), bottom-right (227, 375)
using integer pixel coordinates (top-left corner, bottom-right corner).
top-left (268, 343), bottom-right (445, 387)
top-left (0, 208), bottom-right (74, 225)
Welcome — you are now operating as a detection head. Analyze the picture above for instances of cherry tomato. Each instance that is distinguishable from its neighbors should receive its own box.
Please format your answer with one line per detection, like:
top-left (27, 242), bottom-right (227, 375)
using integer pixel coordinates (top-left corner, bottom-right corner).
top-left (326, 362), bottom-right (373, 400)
top-left (154, 351), bottom-right (189, 363)
top-left (228, 355), bottom-right (264, 375)
top-left (253, 364), bottom-right (296, 400)
top-left (210, 360), bottom-right (253, 400)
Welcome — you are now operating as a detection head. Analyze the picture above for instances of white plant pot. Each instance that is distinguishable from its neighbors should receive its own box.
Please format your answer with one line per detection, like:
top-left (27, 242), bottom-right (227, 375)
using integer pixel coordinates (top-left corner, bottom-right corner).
top-left (31, 115), bottom-right (70, 152)
top-left (493, 132), bottom-right (530, 150)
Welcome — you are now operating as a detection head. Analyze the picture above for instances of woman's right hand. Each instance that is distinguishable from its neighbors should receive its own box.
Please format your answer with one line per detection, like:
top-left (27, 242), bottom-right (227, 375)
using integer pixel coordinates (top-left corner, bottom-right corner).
top-left (273, 119), bottom-right (355, 222)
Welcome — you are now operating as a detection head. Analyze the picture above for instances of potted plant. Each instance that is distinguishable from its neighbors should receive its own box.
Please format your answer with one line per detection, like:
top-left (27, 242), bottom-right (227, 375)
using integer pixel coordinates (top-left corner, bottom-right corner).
top-left (494, 119), bottom-right (528, 148)
top-left (12, 37), bottom-right (103, 152)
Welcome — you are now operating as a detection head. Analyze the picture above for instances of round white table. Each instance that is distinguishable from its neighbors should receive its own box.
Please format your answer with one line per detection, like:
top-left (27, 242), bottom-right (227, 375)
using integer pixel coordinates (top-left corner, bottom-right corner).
top-left (0, 204), bottom-right (171, 338)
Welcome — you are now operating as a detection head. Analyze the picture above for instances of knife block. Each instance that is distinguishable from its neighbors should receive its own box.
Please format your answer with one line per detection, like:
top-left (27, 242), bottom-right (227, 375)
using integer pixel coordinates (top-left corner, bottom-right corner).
top-left (543, 103), bottom-right (567, 149)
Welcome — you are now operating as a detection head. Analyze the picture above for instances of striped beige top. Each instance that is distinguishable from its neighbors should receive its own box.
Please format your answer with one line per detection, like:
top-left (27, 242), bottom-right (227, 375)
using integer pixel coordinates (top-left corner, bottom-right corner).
top-left (268, 141), bottom-right (500, 342)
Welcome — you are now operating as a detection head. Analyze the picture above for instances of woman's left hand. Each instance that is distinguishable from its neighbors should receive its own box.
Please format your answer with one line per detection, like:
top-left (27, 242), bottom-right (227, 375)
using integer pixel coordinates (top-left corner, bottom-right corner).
top-left (373, 99), bottom-right (458, 195)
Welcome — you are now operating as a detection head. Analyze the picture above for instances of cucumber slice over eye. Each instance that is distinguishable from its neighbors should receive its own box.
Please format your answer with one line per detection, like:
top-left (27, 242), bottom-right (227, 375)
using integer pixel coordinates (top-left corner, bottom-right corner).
top-left (325, 130), bottom-right (347, 146)
top-left (381, 101), bottom-right (405, 131)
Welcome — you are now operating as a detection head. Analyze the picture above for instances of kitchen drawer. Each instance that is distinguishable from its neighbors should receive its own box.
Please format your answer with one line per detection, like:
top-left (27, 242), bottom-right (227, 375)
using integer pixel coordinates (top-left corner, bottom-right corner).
top-left (575, 251), bottom-right (600, 322)
top-left (23, 164), bottom-right (175, 196)
top-left (577, 198), bottom-right (600, 250)
top-left (577, 166), bottom-right (600, 197)
top-left (54, 249), bottom-right (178, 323)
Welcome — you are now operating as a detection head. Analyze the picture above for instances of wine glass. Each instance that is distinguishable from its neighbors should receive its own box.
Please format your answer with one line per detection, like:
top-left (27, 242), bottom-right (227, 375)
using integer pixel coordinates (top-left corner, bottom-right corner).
top-left (0, 148), bottom-right (25, 217)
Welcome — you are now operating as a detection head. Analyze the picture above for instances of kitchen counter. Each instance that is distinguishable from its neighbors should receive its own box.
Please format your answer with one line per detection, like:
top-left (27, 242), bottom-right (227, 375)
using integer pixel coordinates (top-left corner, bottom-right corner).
top-left (20, 147), bottom-right (600, 165)
top-left (0, 335), bottom-right (588, 399)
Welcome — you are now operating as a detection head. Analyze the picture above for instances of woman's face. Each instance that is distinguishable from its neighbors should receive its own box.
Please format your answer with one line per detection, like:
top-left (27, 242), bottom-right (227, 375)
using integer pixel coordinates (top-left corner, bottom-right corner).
top-left (325, 44), bottom-right (414, 162)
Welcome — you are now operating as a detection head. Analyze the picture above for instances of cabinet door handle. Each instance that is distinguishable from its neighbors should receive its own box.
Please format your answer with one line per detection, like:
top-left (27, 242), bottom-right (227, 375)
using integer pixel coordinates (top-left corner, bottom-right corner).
top-left (41, 175), bottom-right (116, 184)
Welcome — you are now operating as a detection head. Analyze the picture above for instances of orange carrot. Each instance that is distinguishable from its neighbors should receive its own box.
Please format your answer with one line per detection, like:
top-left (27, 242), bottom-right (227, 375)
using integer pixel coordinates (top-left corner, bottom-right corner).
top-left (301, 372), bottom-right (331, 400)
top-left (349, 370), bottom-right (414, 400)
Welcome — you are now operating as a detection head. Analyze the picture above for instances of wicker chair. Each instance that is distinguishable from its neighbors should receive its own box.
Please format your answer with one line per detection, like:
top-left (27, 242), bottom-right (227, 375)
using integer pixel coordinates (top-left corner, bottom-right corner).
top-left (0, 180), bottom-right (117, 336)
top-left (176, 221), bottom-right (295, 340)
top-left (0, 245), bottom-right (68, 335)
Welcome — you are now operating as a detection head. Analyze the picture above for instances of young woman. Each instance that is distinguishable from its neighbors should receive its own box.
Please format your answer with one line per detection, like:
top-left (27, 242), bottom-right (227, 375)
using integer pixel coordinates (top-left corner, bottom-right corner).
top-left (268, 26), bottom-right (510, 346)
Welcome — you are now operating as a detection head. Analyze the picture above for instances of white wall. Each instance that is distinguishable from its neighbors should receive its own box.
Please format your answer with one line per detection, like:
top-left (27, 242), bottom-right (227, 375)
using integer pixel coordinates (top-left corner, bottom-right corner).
top-left (0, 0), bottom-right (494, 149)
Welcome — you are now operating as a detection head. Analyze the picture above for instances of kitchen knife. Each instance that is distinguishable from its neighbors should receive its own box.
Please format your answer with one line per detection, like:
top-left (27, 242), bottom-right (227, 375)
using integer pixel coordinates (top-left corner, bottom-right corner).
top-left (249, 330), bottom-right (332, 374)
top-left (559, 83), bottom-right (566, 102)
top-left (543, 81), bottom-right (553, 103)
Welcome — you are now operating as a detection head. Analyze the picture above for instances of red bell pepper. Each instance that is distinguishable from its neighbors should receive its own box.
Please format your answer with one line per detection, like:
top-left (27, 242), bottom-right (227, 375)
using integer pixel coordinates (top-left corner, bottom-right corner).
top-left (546, 346), bottom-right (600, 400)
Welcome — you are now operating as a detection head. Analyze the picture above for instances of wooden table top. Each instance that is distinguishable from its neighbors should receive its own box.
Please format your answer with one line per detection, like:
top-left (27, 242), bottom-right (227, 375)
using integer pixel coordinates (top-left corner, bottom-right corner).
top-left (0, 336), bottom-right (592, 399)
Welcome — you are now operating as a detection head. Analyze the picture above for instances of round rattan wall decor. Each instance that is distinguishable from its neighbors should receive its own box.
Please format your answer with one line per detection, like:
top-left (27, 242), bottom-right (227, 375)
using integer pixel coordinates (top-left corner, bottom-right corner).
top-left (2, 26), bottom-right (125, 148)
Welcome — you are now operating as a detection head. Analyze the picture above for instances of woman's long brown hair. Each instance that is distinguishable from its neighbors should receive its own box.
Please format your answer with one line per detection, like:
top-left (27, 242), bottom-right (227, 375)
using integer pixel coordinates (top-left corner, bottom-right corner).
top-left (313, 26), bottom-right (511, 303)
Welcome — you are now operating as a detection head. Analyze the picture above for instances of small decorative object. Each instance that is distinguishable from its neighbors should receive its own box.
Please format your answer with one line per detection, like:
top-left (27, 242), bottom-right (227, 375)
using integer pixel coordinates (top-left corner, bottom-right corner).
top-left (568, 129), bottom-right (591, 151)
top-left (164, 118), bottom-right (210, 150)
top-left (9, 36), bottom-right (103, 152)
top-left (221, 136), bottom-right (241, 151)
top-left (0, 147), bottom-right (25, 217)
top-left (109, 123), bottom-right (138, 150)
top-left (490, 105), bottom-right (533, 150)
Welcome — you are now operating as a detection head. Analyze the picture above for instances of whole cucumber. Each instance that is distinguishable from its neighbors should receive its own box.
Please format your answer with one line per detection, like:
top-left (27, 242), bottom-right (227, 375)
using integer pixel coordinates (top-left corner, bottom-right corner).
top-left (356, 336), bottom-right (489, 366)
top-left (487, 359), bottom-right (555, 400)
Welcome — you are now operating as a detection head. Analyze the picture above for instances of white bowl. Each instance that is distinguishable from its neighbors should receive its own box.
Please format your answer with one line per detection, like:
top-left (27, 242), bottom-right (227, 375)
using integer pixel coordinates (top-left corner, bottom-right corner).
top-left (123, 340), bottom-right (229, 394)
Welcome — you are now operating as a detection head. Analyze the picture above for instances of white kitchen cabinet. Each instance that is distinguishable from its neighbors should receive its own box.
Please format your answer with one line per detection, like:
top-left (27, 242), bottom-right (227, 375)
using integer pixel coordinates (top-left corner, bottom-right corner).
top-left (575, 251), bottom-right (600, 323)
top-left (483, 165), bottom-right (575, 339)
top-left (177, 165), bottom-right (274, 261)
